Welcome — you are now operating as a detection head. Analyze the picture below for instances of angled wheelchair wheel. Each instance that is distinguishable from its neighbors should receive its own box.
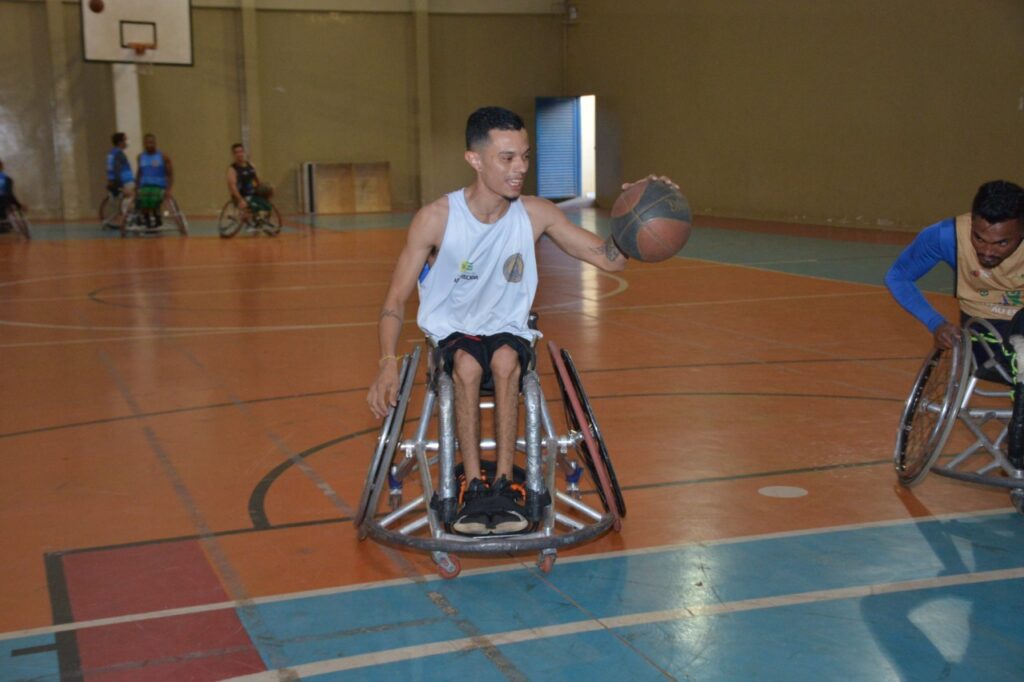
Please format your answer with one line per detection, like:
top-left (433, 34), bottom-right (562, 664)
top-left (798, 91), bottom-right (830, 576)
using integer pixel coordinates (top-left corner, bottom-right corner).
top-left (10, 208), bottom-right (30, 240)
top-left (218, 200), bottom-right (243, 238)
top-left (166, 197), bottom-right (189, 236)
top-left (259, 207), bottom-right (283, 236)
top-left (894, 333), bottom-right (972, 486)
top-left (548, 341), bottom-right (625, 526)
top-left (120, 208), bottom-right (142, 238)
top-left (99, 193), bottom-right (121, 229)
top-left (355, 346), bottom-right (421, 537)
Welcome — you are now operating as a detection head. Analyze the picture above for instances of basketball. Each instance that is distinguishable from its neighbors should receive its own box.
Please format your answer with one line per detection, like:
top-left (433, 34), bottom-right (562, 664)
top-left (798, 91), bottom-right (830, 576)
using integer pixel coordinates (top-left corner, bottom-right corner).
top-left (88, 0), bottom-right (104, 12)
top-left (610, 179), bottom-right (692, 262)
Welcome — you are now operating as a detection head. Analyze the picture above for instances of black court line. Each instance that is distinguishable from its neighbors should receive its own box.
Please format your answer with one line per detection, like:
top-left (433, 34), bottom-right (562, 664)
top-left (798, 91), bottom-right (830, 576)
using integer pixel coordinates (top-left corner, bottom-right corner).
top-left (0, 355), bottom-right (919, 441)
top-left (51, 453), bottom-right (896, 559)
top-left (10, 642), bottom-right (58, 656)
top-left (0, 386), bottom-right (368, 441)
top-left (43, 552), bottom-right (81, 680)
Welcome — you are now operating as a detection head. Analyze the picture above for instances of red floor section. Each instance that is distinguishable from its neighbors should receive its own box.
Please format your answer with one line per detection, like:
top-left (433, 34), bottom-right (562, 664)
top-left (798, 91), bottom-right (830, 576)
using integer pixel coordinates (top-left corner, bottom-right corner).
top-left (61, 540), bottom-right (266, 680)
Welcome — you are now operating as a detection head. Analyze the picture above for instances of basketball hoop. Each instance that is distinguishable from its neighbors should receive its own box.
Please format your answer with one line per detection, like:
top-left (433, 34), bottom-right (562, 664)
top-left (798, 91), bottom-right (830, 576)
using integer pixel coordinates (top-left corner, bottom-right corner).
top-left (126, 41), bottom-right (154, 57)
top-left (126, 42), bottom-right (156, 75)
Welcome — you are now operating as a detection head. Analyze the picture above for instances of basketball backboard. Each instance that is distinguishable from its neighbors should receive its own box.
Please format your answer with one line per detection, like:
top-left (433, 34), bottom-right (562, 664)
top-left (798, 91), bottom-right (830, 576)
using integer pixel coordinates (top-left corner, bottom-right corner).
top-left (81, 0), bottom-right (193, 66)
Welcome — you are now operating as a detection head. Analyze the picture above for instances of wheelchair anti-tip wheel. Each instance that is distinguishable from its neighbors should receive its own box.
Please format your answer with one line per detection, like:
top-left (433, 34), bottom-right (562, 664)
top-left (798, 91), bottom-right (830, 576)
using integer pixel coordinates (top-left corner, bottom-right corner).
top-left (355, 347), bottom-right (421, 538)
top-left (548, 341), bottom-right (626, 529)
top-left (894, 331), bottom-right (972, 486)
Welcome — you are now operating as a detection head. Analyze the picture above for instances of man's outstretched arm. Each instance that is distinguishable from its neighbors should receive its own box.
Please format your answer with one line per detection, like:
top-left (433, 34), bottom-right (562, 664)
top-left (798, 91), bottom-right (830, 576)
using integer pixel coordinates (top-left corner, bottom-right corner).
top-left (884, 219), bottom-right (957, 347)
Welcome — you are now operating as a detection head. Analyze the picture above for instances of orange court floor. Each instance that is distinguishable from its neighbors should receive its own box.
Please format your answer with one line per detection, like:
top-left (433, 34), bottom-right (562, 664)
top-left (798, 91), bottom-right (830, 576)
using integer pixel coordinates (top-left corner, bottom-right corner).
top-left (0, 211), bottom-right (1020, 681)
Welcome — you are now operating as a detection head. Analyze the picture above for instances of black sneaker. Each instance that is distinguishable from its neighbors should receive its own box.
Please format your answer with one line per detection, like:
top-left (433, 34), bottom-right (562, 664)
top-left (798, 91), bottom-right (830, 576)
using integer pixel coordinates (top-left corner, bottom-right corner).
top-left (488, 476), bottom-right (529, 534)
top-left (452, 478), bottom-right (490, 535)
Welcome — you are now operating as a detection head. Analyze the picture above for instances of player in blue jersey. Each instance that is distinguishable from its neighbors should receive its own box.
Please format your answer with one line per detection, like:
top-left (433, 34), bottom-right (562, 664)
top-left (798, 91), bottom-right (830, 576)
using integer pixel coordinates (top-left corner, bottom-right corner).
top-left (0, 159), bottom-right (25, 232)
top-left (105, 133), bottom-right (135, 229)
top-left (136, 133), bottom-right (175, 229)
top-left (885, 180), bottom-right (1024, 465)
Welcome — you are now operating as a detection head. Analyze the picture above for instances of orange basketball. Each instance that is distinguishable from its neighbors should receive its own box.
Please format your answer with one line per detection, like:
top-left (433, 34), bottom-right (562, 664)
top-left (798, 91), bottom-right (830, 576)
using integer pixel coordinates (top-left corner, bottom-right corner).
top-left (88, 0), bottom-right (105, 12)
top-left (610, 179), bottom-right (692, 262)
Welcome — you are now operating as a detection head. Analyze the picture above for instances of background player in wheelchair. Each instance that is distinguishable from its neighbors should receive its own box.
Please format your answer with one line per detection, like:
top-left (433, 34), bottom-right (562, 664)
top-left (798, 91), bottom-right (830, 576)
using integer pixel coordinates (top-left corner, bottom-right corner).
top-left (0, 158), bottom-right (28, 237)
top-left (366, 106), bottom-right (678, 537)
top-left (886, 179), bottom-right (1024, 468)
top-left (135, 133), bottom-right (174, 230)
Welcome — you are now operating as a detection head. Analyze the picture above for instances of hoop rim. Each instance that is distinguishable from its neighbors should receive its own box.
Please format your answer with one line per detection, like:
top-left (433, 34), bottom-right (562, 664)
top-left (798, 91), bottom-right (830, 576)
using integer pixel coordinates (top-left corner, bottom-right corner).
top-left (126, 41), bottom-right (155, 56)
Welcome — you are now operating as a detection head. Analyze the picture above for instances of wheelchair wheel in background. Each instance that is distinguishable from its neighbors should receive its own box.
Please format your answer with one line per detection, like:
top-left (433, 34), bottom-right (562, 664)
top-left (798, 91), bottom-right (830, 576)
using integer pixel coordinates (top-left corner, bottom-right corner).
top-left (218, 200), bottom-right (243, 238)
top-left (259, 207), bottom-right (283, 236)
top-left (548, 341), bottom-right (625, 528)
top-left (355, 346), bottom-right (421, 538)
top-left (99, 193), bottom-right (121, 229)
top-left (166, 197), bottom-right (189, 236)
top-left (10, 208), bottom-right (31, 240)
top-left (119, 207), bottom-right (142, 238)
top-left (894, 333), bottom-right (972, 486)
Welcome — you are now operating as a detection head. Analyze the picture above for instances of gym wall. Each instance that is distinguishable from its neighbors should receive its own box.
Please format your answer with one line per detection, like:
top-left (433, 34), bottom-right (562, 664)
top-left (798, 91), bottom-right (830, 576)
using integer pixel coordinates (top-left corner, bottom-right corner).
top-left (566, 0), bottom-right (1024, 230)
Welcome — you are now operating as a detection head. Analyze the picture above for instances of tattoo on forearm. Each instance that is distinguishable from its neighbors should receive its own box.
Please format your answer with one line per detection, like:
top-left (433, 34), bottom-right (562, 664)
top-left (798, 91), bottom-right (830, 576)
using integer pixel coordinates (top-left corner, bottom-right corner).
top-left (380, 308), bottom-right (402, 323)
top-left (604, 239), bottom-right (624, 262)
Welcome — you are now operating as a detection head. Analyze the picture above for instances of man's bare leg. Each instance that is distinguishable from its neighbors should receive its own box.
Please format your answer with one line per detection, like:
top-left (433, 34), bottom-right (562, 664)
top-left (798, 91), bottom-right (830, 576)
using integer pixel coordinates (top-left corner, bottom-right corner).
top-left (490, 346), bottom-right (521, 480)
top-left (452, 350), bottom-right (483, 482)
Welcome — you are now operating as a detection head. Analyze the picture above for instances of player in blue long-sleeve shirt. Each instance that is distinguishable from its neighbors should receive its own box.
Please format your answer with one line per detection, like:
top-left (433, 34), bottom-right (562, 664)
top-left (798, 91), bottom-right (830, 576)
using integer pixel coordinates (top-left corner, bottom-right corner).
top-left (885, 180), bottom-right (1024, 465)
top-left (0, 158), bottom-right (23, 230)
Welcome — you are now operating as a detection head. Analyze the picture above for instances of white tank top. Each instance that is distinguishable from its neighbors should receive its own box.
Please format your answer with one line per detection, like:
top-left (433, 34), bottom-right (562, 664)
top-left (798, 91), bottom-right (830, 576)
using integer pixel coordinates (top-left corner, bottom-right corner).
top-left (417, 189), bottom-right (539, 342)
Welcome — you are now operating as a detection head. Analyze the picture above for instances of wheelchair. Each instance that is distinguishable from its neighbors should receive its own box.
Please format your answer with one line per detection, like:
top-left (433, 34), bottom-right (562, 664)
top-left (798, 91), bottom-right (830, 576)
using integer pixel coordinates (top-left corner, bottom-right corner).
top-left (0, 205), bottom-right (31, 240)
top-left (101, 188), bottom-right (189, 237)
top-left (894, 317), bottom-right (1024, 513)
top-left (356, 330), bottom-right (626, 579)
top-left (218, 196), bottom-right (282, 238)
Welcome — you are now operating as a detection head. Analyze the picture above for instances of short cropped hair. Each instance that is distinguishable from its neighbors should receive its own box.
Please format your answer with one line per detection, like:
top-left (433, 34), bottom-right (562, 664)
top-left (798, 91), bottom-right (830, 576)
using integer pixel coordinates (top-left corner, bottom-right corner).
top-left (972, 180), bottom-right (1024, 224)
top-left (112, 132), bottom-right (126, 146)
top-left (465, 107), bottom-right (525, 150)
top-left (231, 143), bottom-right (244, 152)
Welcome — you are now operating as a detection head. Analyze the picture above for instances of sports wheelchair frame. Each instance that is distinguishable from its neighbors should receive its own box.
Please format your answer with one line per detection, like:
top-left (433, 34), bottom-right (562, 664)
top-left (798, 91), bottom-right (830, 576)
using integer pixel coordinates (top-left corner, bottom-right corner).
top-left (218, 198), bottom-right (282, 238)
top-left (357, 339), bottom-right (626, 579)
top-left (895, 317), bottom-right (1024, 512)
top-left (99, 188), bottom-right (189, 237)
top-left (0, 205), bottom-right (30, 240)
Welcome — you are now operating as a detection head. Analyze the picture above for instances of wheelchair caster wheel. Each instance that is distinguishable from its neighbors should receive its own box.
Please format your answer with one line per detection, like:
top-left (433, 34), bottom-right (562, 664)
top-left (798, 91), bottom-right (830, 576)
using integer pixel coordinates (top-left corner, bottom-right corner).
top-left (435, 553), bottom-right (461, 579)
top-left (537, 552), bottom-right (556, 574)
top-left (1011, 489), bottom-right (1024, 516)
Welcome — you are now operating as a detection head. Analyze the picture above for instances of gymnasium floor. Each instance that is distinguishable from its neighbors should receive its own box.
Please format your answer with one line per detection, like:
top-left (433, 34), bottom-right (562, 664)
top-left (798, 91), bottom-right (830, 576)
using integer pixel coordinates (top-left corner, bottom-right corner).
top-left (1, 210), bottom-right (1021, 681)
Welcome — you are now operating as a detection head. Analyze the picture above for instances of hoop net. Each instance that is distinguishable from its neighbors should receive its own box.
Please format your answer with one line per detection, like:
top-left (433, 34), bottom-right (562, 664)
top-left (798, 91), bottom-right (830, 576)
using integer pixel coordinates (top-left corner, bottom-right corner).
top-left (127, 42), bottom-right (157, 75)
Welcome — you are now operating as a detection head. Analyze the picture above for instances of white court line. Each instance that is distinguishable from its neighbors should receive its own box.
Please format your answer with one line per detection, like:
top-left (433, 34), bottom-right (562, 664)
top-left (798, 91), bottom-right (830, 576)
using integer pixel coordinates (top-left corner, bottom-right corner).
top-left (223, 566), bottom-right (1024, 681)
top-left (0, 258), bottom-right (397, 290)
top-left (0, 508), bottom-right (1011, 643)
top-left (7, 282), bottom-right (387, 304)
top-left (0, 288), bottom-right (874, 335)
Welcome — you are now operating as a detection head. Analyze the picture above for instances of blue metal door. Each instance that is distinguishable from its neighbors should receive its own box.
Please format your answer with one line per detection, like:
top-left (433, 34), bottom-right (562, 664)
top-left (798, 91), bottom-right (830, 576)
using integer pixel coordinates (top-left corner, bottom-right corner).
top-left (535, 97), bottom-right (581, 200)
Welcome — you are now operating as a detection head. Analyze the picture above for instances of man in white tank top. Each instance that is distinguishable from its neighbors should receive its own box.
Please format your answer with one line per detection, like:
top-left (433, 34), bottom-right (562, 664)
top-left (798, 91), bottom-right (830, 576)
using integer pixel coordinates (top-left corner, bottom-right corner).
top-left (368, 106), bottom-right (676, 534)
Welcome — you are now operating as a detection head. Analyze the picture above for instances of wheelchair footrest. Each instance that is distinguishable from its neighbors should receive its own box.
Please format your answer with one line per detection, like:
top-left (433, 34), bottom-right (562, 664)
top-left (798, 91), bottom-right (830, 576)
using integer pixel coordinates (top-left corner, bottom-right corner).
top-left (525, 489), bottom-right (552, 522)
top-left (429, 493), bottom-right (459, 525)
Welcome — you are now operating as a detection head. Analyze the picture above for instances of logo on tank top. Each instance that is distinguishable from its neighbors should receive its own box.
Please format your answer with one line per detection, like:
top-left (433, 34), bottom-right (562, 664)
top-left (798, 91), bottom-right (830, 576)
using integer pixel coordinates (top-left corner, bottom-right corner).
top-left (454, 260), bottom-right (478, 283)
top-left (503, 253), bottom-right (525, 283)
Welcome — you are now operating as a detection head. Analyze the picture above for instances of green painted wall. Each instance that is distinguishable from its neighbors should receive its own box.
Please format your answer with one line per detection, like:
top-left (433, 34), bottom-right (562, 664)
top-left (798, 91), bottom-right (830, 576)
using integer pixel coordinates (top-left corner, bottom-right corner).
top-left (567, 0), bottom-right (1024, 230)
top-left (139, 8), bottom-right (244, 216)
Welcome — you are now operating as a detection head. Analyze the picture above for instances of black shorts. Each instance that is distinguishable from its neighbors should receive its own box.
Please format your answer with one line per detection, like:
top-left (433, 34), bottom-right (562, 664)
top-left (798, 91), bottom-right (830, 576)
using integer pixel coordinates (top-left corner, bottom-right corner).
top-left (438, 332), bottom-right (533, 393)
top-left (961, 310), bottom-right (1024, 381)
